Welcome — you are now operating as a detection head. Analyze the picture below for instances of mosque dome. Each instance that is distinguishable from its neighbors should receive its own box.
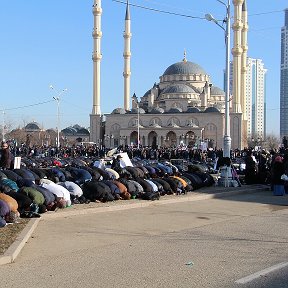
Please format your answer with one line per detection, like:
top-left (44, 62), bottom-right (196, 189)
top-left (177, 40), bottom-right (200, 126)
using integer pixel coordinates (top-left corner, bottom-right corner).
top-left (111, 108), bottom-right (127, 114)
top-left (204, 107), bottom-right (220, 113)
top-left (163, 61), bottom-right (207, 76)
top-left (150, 107), bottom-right (164, 114)
top-left (186, 107), bottom-right (201, 113)
top-left (130, 108), bottom-right (146, 114)
top-left (76, 128), bottom-right (90, 135)
top-left (162, 84), bottom-right (196, 94)
top-left (167, 107), bottom-right (183, 113)
top-left (143, 89), bottom-right (151, 98)
top-left (62, 127), bottom-right (78, 135)
top-left (62, 126), bottom-right (89, 136)
top-left (24, 122), bottom-right (41, 131)
top-left (211, 86), bottom-right (225, 95)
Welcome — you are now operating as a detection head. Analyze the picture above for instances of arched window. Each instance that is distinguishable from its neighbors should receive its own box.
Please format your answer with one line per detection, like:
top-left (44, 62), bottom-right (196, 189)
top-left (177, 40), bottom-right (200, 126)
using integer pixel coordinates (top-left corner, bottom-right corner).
top-left (149, 118), bottom-right (162, 127)
top-left (186, 117), bottom-right (199, 127)
top-left (167, 117), bottom-right (180, 127)
top-left (111, 124), bottom-right (121, 131)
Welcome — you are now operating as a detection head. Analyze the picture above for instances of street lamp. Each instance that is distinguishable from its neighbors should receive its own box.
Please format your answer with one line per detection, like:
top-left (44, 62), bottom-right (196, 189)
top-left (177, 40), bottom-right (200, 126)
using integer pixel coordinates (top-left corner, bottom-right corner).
top-left (50, 85), bottom-right (68, 148)
top-left (136, 102), bottom-right (140, 149)
top-left (205, 0), bottom-right (231, 158)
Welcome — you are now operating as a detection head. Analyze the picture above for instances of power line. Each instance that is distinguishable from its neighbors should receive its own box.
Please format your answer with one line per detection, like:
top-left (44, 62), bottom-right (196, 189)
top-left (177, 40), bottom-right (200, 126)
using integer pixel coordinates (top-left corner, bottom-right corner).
top-left (249, 10), bottom-right (284, 17)
top-left (113, 0), bottom-right (284, 19)
top-left (139, 0), bottom-right (209, 16)
top-left (112, 0), bottom-right (205, 20)
top-left (1, 99), bottom-right (54, 112)
top-left (250, 27), bottom-right (281, 32)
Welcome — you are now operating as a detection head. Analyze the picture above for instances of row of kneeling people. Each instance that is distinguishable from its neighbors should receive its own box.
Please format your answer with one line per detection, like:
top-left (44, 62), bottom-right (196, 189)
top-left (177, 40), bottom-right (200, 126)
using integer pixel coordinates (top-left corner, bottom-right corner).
top-left (0, 165), bottom-right (215, 226)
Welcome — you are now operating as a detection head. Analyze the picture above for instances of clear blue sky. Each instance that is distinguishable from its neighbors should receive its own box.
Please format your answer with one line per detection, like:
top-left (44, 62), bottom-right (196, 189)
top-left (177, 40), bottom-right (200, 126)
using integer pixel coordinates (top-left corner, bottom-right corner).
top-left (0, 0), bottom-right (286, 137)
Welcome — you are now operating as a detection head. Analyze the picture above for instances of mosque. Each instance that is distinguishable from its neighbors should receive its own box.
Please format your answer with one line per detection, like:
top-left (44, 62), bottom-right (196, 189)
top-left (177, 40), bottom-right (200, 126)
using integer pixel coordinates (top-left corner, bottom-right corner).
top-left (90, 0), bottom-right (248, 150)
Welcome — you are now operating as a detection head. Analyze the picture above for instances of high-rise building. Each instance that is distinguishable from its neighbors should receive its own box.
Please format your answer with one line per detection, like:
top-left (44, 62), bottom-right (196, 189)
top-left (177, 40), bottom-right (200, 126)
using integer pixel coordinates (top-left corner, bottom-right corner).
top-left (228, 58), bottom-right (267, 140)
top-left (280, 8), bottom-right (288, 139)
top-left (245, 58), bottom-right (267, 139)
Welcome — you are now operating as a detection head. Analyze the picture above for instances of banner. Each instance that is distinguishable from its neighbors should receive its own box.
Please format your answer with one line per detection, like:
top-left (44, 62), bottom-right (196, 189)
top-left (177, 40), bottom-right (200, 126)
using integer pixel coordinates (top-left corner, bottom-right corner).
top-left (14, 157), bottom-right (21, 169)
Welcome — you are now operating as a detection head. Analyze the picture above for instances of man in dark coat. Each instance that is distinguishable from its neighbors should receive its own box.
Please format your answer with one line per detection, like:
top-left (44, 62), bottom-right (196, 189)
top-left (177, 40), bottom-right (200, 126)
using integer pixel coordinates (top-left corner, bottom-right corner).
top-left (111, 155), bottom-right (123, 173)
top-left (82, 180), bottom-right (114, 202)
top-left (244, 150), bottom-right (258, 184)
top-left (0, 142), bottom-right (13, 169)
top-left (13, 169), bottom-right (35, 181)
top-left (66, 167), bottom-right (92, 185)
top-left (5, 190), bottom-right (32, 213)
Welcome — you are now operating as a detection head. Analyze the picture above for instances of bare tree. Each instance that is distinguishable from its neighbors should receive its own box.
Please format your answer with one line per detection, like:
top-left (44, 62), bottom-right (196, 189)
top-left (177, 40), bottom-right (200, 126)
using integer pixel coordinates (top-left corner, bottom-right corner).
top-left (6, 128), bottom-right (27, 145)
top-left (262, 134), bottom-right (280, 151)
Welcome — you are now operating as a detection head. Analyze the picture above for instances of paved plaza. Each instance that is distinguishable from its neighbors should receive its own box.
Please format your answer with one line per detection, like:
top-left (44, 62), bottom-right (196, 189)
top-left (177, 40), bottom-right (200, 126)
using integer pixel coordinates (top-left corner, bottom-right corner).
top-left (1, 185), bottom-right (288, 287)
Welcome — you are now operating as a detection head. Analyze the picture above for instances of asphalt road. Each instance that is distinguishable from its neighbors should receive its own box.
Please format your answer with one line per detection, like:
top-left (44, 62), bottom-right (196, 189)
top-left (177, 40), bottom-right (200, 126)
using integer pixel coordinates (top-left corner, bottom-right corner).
top-left (237, 265), bottom-right (288, 288)
top-left (0, 190), bottom-right (288, 288)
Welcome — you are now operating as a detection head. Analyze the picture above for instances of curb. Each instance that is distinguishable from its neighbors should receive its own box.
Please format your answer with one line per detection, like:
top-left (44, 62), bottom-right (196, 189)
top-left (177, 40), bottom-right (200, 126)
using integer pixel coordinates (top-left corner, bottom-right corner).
top-left (0, 185), bottom-right (265, 265)
top-left (42, 186), bottom-right (265, 220)
top-left (0, 218), bottom-right (41, 265)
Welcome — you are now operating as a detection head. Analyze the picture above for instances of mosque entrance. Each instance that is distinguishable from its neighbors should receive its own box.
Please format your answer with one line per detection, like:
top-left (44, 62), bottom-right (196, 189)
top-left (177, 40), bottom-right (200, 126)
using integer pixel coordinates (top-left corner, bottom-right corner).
top-left (148, 131), bottom-right (157, 148)
top-left (185, 131), bottom-right (196, 147)
top-left (130, 131), bottom-right (139, 146)
top-left (165, 131), bottom-right (177, 147)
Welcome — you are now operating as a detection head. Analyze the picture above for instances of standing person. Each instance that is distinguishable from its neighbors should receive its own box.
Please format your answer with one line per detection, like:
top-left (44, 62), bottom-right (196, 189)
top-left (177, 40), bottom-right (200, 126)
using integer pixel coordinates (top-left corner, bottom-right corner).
top-left (271, 155), bottom-right (285, 189)
top-left (244, 150), bottom-right (258, 184)
top-left (0, 142), bottom-right (13, 170)
top-left (111, 155), bottom-right (123, 173)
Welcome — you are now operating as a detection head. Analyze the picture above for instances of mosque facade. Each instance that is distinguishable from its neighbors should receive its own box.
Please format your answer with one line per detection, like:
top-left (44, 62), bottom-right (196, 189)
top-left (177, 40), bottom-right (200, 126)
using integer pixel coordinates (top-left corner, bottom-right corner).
top-left (105, 57), bottom-right (242, 149)
top-left (90, 0), bottom-right (248, 150)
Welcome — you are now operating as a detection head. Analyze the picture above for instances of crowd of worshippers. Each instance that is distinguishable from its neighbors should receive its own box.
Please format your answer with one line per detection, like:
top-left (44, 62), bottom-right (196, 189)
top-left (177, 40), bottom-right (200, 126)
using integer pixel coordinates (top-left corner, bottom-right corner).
top-left (10, 142), bottom-right (218, 162)
top-left (6, 140), bottom-right (288, 163)
top-left (243, 147), bottom-right (288, 191)
top-left (0, 143), bottom-right (216, 228)
top-left (1, 139), bottom-right (288, 228)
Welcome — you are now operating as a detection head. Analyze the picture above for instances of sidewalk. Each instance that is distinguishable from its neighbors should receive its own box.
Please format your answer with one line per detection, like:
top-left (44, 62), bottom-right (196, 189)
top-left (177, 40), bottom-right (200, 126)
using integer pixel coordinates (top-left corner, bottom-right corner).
top-left (0, 184), bottom-right (268, 265)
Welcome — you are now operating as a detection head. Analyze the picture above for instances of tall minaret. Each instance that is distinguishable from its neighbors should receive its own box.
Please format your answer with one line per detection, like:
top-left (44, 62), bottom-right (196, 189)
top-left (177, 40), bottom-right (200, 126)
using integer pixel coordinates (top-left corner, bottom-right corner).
top-left (232, 0), bottom-right (244, 113)
top-left (123, 0), bottom-right (132, 111)
top-left (90, 0), bottom-right (102, 143)
top-left (241, 0), bottom-right (248, 121)
top-left (92, 0), bottom-right (102, 115)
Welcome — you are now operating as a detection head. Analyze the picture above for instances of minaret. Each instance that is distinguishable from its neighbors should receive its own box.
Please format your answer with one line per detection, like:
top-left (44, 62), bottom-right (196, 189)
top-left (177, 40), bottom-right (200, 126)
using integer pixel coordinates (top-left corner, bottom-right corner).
top-left (241, 0), bottom-right (248, 120)
top-left (123, 0), bottom-right (132, 111)
top-left (90, 0), bottom-right (102, 143)
top-left (92, 0), bottom-right (102, 115)
top-left (232, 0), bottom-right (244, 113)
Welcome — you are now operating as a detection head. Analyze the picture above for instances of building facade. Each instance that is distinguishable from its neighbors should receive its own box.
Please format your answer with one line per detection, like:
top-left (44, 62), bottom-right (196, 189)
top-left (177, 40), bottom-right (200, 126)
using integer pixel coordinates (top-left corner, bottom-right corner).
top-left (104, 57), bottom-right (242, 150)
top-left (6, 122), bottom-right (89, 147)
top-left (280, 8), bottom-right (288, 139)
top-left (245, 58), bottom-right (267, 139)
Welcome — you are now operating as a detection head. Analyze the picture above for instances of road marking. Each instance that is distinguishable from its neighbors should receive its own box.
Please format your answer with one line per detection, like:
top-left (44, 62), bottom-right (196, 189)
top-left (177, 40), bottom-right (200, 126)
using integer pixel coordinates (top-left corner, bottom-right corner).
top-left (235, 262), bottom-right (288, 284)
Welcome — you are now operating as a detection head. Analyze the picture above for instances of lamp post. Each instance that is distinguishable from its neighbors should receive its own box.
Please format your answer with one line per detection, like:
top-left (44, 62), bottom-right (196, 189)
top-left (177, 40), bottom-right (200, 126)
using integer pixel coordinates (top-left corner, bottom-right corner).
top-left (205, 0), bottom-right (231, 158)
top-left (50, 85), bottom-right (68, 148)
top-left (201, 127), bottom-right (204, 142)
top-left (136, 102), bottom-right (140, 149)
